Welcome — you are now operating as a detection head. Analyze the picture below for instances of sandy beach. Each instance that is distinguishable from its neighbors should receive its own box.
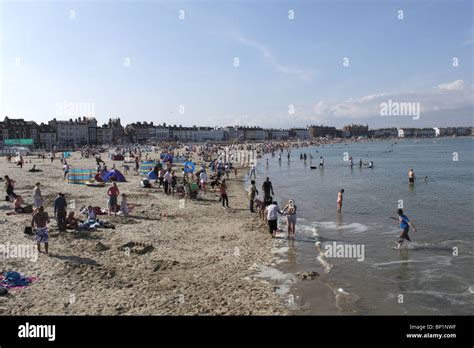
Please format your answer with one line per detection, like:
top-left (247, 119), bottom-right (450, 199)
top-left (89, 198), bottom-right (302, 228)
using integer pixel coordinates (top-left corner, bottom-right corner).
top-left (0, 153), bottom-right (294, 315)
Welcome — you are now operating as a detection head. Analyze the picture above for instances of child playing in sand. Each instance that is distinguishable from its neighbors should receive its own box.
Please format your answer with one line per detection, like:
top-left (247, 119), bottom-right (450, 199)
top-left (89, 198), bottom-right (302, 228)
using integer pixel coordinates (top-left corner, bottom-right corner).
top-left (119, 193), bottom-right (129, 216)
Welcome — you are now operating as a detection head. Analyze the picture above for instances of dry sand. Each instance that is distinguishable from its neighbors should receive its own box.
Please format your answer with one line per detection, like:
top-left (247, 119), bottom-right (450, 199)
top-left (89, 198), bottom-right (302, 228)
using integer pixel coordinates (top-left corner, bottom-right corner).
top-left (0, 153), bottom-right (291, 315)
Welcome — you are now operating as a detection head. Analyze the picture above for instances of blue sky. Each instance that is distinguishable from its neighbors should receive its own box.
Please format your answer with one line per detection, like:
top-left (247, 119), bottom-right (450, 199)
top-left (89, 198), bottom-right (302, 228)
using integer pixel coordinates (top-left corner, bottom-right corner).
top-left (1, 0), bottom-right (473, 128)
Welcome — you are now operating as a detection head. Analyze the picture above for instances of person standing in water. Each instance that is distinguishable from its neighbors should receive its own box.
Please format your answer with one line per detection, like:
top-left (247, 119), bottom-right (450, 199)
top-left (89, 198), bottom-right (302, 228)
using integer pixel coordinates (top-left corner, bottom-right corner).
top-left (408, 168), bottom-right (416, 185)
top-left (359, 158), bottom-right (363, 168)
top-left (391, 209), bottom-right (417, 249)
top-left (319, 156), bottom-right (324, 168)
top-left (337, 189), bottom-right (344, 213)
top-left (265, 201), bottom-right (282, 238)
top-left (282, 199), bottom-right (297, 239)
top-left (248, 180), bottom-right (259, 213)
top-left (262, 177), bottom-right (275, 206)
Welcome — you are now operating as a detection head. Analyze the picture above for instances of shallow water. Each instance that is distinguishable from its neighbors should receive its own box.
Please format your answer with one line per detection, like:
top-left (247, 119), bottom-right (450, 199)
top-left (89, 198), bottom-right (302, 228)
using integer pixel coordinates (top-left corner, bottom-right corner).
top-left (252, 137), bottom-right (474, 315)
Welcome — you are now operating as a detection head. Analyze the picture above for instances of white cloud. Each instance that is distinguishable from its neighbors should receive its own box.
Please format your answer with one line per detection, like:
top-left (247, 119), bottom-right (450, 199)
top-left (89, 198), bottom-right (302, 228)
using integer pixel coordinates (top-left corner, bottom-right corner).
top-left (233, 33), bottom-right (312, 82)
top-left (436, 80), bottom-right (464, 90)
top-left (307, 80), bottom-right (473, 120)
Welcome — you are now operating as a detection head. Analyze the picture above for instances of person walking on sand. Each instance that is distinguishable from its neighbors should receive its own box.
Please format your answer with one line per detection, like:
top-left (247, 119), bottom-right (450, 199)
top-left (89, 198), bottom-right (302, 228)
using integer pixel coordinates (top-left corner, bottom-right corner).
top-left (265, 201), bottom-right (282, 238)
top-left (163, 169), bottom-right (172, 195)
top-left (63, 163), bottom-right (70, 180)
top-left (282, 199), bottom-right (297, 239)
top-left (4, 175), bottom-right (17, 201)
top-left (107, 182), bottom-right (120, 215)
top-left (391, 208), bottom-right (417, 249)
top-left (248, 180), bottom-right (259, 213)
top-left (337, 189), bottom-right (344, 213)
top-left (220, 179), bottom-right (229, 208)
top-left (32, 206), bottom-right (50, 255)
top-left (17, 156), bottom-right (24, 169)
top-left (32, 182), bottom-right (42, 209)
top-left (54, 192), bottom-right (67, 231)
top-left (199, 170), bottom-right (208, 194)
top-left (408, 168), bottom-right (416, 185)
top-left (171, 170), bottom-right (177, 195)
top-left (249, 163), bottom-right (256, 179)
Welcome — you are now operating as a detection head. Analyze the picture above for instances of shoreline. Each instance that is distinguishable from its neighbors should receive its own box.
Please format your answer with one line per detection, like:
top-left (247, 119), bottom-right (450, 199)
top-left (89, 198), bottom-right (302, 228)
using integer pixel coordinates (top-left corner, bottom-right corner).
top-left (241, 163), bottom-right (345, 316)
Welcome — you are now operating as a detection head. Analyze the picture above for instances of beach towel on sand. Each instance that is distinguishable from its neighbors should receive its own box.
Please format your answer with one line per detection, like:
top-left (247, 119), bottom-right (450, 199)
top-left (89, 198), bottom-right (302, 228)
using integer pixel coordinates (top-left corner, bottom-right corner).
top-left (0, 271), bottom-right (37, 289)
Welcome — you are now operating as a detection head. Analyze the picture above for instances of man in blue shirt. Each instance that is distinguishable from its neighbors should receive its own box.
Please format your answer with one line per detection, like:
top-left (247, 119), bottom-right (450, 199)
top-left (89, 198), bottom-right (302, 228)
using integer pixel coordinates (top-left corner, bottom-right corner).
top-left (391, 209), bottom-right (417, 249)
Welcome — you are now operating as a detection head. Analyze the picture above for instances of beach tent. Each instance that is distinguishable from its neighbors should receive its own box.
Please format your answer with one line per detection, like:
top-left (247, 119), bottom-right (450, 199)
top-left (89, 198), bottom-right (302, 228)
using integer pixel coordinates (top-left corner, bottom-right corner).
top-left (147, 170), bottom-right (158, 180)
top-left (160, 153), bottom-right (173, 165)
top-left (139, 161), bottom-right (157, 176)
top-left (68, 168), bottom-right (94, 185)
top-left (101, 169), bottom-right (126, 182)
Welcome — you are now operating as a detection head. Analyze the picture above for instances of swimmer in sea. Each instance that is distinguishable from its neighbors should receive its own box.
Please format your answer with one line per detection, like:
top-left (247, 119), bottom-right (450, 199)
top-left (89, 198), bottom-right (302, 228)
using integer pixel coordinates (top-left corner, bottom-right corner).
top-left (408, 168), bottom-right (416, 185)
top-left (391, 208), bottom-right (417, 249)
top-left (337, 189), bottom-right (344, 213)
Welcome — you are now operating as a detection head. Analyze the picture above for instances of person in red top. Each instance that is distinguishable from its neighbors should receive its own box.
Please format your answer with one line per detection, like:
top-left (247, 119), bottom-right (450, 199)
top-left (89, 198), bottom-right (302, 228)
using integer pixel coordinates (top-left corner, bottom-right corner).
top-left (107, 182), bottom-right (120, 215)
top-left (220, 179), bottom-right (229, 208)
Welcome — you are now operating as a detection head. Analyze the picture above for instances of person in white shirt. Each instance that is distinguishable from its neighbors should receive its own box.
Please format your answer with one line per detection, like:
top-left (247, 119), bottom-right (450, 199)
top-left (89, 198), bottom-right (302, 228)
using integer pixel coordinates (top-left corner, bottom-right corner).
top-left (163, 169), bottom-right (172, 195)
top-left (32, 182), bottom-right (42, 209)
top-left (199, 171), bottom-right (208, 194)
top-left (265, 201), bottom-right (282, 238)
top-left (249, 163), bottom-right (256, 179)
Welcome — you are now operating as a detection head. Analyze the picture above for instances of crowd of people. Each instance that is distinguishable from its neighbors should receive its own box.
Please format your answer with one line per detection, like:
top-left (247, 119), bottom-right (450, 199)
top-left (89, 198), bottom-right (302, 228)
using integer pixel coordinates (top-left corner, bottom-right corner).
top-left (2, 138), bottom-right (421, 255)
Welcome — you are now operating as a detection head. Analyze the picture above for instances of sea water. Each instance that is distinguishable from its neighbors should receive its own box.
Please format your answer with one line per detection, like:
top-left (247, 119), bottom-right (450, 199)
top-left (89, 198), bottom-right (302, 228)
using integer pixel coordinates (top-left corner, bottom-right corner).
top-left (251, 137), bottom-right (473, 315)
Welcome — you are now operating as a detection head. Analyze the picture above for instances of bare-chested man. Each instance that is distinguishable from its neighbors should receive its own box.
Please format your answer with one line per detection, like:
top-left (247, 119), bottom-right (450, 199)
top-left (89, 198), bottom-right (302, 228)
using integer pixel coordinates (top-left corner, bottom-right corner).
top-left (408, 168), bottom-right (416, 185)
top-left (31, 206), bottom-right (50, 255)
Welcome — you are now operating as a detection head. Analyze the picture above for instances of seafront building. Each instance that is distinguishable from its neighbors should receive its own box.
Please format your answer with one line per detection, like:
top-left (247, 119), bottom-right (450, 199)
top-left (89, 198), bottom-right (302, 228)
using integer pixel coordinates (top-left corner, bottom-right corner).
top-left (0, 115), bottom-right (471, 150)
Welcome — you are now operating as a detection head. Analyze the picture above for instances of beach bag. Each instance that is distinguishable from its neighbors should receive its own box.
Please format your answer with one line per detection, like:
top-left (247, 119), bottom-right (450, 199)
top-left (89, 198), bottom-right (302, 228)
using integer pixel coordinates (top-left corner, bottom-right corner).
top-left (23, 205), bottom-right (33, 214)
top-left (0, 286), bottom-right (8, 296)
top-left (24, 227), bottom-right (33, 235)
